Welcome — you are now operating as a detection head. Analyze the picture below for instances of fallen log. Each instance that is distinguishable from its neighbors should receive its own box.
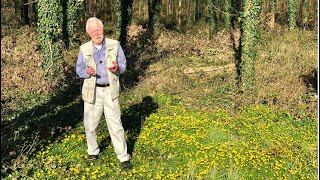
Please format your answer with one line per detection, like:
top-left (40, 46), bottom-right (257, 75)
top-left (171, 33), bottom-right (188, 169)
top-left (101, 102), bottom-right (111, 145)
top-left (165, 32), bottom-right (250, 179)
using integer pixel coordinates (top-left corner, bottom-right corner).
top-left (183, 63), bottom-right (235, 74)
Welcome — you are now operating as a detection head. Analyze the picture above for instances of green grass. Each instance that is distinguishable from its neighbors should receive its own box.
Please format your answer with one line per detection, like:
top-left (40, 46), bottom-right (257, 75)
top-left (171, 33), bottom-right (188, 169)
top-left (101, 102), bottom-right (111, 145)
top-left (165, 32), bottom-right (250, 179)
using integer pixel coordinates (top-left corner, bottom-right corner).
top-left (3, 101), bottom-right (316, 179)
top-left (1, 27), bottom-right (318, 179)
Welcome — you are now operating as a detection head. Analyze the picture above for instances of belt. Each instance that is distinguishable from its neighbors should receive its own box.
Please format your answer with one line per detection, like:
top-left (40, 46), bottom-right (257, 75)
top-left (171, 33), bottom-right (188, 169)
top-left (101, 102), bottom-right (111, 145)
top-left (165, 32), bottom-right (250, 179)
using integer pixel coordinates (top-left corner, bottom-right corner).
top-left (96, 83), bottom-right (110, 87)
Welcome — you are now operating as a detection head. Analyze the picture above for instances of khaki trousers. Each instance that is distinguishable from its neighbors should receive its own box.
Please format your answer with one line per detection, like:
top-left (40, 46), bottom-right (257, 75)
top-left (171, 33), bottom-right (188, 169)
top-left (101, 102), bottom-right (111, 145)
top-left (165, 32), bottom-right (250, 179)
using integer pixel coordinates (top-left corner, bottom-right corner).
top-left (83, 86), bottom-right (130, 162)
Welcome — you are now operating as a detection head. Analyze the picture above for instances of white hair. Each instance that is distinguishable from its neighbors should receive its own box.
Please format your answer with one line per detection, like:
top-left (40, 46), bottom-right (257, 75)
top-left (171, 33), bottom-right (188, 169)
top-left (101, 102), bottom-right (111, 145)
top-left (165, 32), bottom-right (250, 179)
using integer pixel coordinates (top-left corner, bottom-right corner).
top-left (86, 17), bottom-right (104, 33)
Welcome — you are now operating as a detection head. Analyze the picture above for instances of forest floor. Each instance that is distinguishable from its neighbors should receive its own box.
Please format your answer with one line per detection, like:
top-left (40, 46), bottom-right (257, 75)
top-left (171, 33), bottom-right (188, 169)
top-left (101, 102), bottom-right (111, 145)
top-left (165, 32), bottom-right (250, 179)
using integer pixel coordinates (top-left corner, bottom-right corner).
top-left (1, 24), bottom-right (318, 179)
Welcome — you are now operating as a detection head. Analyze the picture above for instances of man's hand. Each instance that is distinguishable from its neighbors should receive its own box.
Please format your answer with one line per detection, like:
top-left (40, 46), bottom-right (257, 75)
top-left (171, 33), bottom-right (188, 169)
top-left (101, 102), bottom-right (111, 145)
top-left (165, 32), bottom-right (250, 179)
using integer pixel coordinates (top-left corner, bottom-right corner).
top-left (86, 66), bottom-right (96, 76)
top-left (107, 61), bottom-right (118, 73)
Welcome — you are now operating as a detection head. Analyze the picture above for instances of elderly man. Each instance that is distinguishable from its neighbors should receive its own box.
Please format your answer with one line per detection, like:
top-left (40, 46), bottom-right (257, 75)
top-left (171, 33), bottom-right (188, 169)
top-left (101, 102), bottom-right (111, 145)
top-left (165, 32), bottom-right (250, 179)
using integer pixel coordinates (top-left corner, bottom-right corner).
top-left (76, 17), bottom-right (133, 171)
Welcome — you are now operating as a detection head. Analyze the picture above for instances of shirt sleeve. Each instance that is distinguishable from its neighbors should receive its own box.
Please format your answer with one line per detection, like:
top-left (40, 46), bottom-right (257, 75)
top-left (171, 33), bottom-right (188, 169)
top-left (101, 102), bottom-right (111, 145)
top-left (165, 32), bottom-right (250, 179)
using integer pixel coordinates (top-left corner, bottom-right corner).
top-left (76, 50), bottom-right (91, 79)
top-left (117, 43), bottom-right (127, 74)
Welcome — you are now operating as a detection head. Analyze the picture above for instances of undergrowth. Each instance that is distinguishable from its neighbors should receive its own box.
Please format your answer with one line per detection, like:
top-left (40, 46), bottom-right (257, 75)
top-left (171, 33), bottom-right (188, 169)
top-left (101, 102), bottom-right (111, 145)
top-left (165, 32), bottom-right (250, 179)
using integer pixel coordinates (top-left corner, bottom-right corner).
top-left (1, 22), bottom-right (318, 179)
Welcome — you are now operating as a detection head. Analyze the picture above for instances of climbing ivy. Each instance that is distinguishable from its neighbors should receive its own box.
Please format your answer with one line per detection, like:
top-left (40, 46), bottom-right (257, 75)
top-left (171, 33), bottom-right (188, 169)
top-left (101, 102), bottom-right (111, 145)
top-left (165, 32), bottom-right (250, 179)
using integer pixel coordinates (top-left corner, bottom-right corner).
top-left (224, 0), bottom-right (231, 29)
top-left (301, 0), bottom-right (309, 27)
top-left (239, 0), bottom-right (262, 92)
top-left (148, 0), bottom-right (161, 30)
top-left (288, 0), bottom-right (297, 29)
top-left (208, 0), bottom-right (218, 36)
top-left (116, 0), bottom-right (133, 47)
top-left (37, 0), bottom-right (63, 78)
top-left (66, 0), bottom-right (83, 48)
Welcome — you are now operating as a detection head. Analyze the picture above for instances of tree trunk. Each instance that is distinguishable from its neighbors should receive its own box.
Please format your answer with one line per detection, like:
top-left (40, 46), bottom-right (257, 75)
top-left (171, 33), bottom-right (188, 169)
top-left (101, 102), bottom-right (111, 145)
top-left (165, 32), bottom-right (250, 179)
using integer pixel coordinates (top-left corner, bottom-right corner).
top-left (178, 0), bottom-right (182, 28)
top-left (288, 0), bottom-right (297, 29)
top-left (301, 0), bottom-right (309, 28)
top-left (270, 0), bottom-right (275, 29)
top-left (208, 0), bottom-right (218, 37)
top-left (37, 0), bottom-right (63, 77)
top-left (225, 0), bottom-right (231, 29)
top-left (117, 0), bottom-right (133, 46)
top-left (93, 0), bottom-right (97, 17)
top-left (20, 0), bottom-right (29, 25)
top-left (239, 0), bottom-right (262, 92)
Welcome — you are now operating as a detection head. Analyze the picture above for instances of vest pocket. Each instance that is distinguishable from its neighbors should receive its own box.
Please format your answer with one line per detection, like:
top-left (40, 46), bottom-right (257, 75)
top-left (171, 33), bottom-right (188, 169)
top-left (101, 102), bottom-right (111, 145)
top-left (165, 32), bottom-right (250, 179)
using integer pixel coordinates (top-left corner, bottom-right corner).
top-left (82, 79), bottom-right (95, 103)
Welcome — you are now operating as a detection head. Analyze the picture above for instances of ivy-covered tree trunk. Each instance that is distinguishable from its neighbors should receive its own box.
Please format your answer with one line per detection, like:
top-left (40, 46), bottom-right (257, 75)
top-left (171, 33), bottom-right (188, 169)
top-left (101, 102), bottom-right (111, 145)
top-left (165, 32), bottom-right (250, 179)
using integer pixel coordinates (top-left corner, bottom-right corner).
top-left (66, 0), bottom-right (83, 48)
top-left (224, 0), bottom-right (231, 29)
top-left (194, 0), bottom-right (198, 22)
top-left (19, 0), bottom-right (29, 25)
top-left (288, 0), bottom-right (297, 29)
top-left (37, 0), bottom-right (63, 78)
top-left (116, 0), bottom-right (133, 47)
top-left (193, 0), bottom-right (197, 24)
top-left (208, 0), bottom-right (218, 38)
top-left (239, 0), bottom-right (262, 92)
top-left (231, 0), bottom-right (241, 29)
top-left (301, 0), bottom-right (309, 28)
top-left (148, 0), bottom-right (161, 35)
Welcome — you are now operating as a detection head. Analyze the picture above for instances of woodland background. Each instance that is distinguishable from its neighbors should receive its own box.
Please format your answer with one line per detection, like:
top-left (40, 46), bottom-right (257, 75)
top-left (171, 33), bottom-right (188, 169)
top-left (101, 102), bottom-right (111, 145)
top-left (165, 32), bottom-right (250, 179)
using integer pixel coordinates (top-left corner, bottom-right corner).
top-left (1, 0), bottom-right (318, 179)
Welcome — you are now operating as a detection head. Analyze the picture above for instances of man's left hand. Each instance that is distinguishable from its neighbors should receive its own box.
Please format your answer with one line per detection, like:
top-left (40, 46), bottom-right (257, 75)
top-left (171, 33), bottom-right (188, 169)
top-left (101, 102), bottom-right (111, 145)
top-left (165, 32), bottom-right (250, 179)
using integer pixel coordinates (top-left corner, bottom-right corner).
top-left (107, 61), bottom-right (118, 73)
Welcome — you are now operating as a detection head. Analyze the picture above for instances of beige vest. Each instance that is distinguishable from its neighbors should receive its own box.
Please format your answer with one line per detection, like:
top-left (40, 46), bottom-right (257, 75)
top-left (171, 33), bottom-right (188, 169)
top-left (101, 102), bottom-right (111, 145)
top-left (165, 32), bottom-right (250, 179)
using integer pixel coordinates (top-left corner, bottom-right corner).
top-left (80, 38), bottom-right (121, 103)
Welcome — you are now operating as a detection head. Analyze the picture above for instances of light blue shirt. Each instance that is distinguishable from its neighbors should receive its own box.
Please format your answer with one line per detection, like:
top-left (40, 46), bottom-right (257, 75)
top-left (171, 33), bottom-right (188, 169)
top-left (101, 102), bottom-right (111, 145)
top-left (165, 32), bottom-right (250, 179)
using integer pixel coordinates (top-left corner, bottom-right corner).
top-left (76, 38), bottom-right (126, 84)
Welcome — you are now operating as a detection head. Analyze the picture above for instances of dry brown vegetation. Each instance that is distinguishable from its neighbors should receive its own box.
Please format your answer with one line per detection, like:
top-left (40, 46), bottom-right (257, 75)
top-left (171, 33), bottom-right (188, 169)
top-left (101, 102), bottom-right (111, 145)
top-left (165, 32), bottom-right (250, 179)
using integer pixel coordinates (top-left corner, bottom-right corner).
top-left (255, 29), bottom-right (318, 117)
top-left (124, 25), bottom-right (318, 119)
top-left (1, 28), bottom-right (79, 119)
top-left (1, 22), bottom-right (318, 121)
top-left (1, 27), bottom-right (58, 116)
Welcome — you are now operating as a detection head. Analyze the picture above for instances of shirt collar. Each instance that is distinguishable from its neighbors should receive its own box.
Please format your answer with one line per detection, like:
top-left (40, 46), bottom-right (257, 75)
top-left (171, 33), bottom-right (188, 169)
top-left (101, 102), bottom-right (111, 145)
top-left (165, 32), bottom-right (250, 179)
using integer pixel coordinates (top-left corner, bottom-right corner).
top-left (92, 37), bottom-right (106, 50)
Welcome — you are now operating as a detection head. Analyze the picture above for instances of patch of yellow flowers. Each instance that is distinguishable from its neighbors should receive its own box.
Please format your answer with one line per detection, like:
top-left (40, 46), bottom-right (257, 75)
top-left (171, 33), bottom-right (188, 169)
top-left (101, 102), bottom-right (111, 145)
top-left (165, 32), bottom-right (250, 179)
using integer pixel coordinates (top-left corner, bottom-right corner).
top-left (31, 105), bottom-right (317, 179)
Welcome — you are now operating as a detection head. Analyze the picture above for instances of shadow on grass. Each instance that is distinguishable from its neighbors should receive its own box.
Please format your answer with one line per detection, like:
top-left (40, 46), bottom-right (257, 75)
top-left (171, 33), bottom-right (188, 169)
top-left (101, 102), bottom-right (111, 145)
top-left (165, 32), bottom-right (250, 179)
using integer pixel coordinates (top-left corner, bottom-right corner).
top-left (98, 96), bottom-right (159, 156)
top-left (1, 74), bottom-right (83, 177)
top-left (87, 98), bottom-right (158, 160)
top-left (300, 68), bottom-right (318, 94)
top-left (122, 96), bottom-right (159, 156)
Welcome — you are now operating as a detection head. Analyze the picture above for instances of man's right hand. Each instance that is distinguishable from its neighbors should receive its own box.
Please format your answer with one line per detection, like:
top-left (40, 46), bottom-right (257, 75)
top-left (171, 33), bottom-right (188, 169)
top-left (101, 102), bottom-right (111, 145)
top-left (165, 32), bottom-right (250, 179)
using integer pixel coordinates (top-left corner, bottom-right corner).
top-left (86, 66), bottom-right (96, 76)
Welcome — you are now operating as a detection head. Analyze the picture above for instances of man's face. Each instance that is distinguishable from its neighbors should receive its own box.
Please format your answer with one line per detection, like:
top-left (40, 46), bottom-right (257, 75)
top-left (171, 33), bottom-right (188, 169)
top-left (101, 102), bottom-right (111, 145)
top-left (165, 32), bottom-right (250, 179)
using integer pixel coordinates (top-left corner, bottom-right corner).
top-left (87, 22), bottom-right (103, 45)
